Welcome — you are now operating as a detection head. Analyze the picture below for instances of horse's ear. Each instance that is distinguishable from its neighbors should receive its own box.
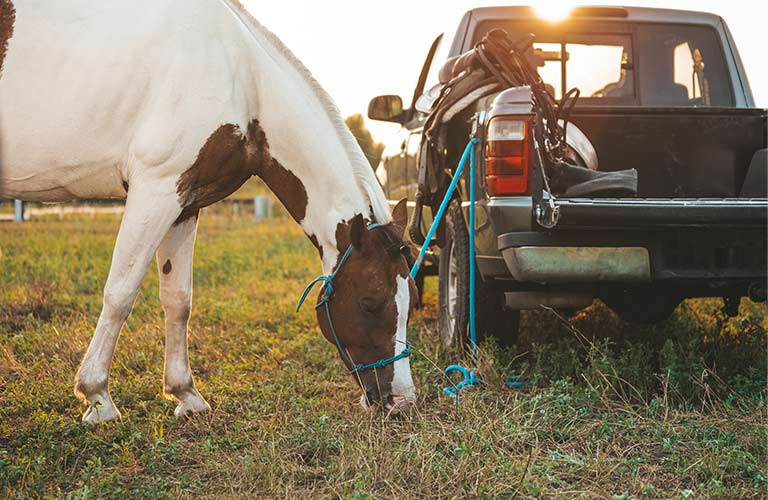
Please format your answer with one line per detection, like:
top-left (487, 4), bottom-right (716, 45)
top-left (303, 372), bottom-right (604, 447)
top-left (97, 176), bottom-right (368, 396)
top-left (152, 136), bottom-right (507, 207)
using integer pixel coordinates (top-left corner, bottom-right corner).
top-left (392, 198), bottom-right (408, 234)
top-left (350, 213), bottom-right (365, 249)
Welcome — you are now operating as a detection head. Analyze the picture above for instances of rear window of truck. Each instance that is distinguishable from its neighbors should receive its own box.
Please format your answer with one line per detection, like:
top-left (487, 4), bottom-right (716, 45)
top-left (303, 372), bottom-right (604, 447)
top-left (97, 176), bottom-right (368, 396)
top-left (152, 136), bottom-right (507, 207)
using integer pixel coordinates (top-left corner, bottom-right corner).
top-left (471, 21), bottom-right (734, 107)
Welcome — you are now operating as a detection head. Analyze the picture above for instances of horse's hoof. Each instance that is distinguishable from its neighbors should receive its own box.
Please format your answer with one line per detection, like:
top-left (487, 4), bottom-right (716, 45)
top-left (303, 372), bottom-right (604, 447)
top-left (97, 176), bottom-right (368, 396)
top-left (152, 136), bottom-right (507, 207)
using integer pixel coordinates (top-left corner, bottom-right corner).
top-left (174, 395), bottom-right (211, 419)
top-left (82, 400), bottom-right (121, 424)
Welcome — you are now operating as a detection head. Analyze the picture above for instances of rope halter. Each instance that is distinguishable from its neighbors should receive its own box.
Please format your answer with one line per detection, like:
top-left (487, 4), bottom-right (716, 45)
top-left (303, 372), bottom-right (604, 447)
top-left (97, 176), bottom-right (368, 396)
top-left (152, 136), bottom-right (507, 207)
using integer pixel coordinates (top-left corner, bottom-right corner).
top-left (296, 223), bottom-right (412, 374)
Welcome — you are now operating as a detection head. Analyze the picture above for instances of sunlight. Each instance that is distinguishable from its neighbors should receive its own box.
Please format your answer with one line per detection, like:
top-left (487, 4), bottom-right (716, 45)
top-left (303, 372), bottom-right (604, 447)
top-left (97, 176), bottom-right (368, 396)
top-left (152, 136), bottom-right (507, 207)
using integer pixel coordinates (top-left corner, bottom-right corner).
top-left (534, 1), bottom-right (575, 22)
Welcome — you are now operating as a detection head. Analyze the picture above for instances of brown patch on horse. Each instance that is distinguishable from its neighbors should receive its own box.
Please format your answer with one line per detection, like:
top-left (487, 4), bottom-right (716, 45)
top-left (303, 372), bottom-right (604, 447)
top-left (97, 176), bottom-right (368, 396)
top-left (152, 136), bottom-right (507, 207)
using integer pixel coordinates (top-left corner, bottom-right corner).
top-left (308, 234), bottom-right (323, 259)
top-left (0, 0), bottom-right (15, 78)
top-left (246, 120), bottom-right (308, 222)
top-left (162, 259), bottom-right (172, 275)
top-left (175, 124), bottom-right (254, 223)
top-left (175, 119), bottom-right (308, 225)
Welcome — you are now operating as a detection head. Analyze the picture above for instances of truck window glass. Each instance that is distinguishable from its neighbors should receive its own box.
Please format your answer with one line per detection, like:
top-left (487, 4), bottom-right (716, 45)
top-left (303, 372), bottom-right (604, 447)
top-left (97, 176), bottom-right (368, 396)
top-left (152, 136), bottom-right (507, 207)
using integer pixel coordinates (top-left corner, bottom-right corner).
top-left (423, 34), bottom-right (452, 92)
top-left (566, 35), bottom-right (633, 101)
top-left (525, 35), bottom-right (634, 103)
top-left (415, 33), bottom-right (455, 114)
top-left (638, 24), bottom-right (733, 106)
top-left (472, 21), bottom-right (732, 107)
top-left (533, 42), bottom-right (562, 98)
top-left (673, 42), bottom-right (696, 99)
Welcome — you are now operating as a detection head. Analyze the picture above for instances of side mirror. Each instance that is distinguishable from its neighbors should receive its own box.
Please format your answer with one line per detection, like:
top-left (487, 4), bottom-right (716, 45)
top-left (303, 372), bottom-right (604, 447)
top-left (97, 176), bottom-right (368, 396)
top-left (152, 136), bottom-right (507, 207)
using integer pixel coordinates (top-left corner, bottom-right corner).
top-left (368, 95), bottom-right (406, 123)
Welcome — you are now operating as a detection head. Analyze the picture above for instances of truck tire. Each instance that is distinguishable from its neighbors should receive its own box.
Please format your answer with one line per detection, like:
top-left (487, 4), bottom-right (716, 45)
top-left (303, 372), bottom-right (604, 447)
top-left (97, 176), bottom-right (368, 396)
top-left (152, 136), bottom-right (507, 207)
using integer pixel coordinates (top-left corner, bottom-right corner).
top-left (438, 200), bottom-right (520, 350)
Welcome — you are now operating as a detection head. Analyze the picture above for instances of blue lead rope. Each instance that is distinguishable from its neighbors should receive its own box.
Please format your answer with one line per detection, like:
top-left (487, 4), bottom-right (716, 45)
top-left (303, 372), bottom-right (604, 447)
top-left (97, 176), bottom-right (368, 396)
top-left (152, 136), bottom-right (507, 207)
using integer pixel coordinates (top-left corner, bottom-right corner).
top-left (410, 139), bottom-right (478, 281)
top-left (410, 139), bottom-right (483, 400)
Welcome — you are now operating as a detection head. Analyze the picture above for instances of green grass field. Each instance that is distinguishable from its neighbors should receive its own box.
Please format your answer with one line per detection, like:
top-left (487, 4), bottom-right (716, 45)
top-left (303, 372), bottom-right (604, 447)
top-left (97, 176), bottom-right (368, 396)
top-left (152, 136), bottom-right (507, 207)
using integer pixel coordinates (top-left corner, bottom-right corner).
top-left (1, 212), bottom-right (765, 499)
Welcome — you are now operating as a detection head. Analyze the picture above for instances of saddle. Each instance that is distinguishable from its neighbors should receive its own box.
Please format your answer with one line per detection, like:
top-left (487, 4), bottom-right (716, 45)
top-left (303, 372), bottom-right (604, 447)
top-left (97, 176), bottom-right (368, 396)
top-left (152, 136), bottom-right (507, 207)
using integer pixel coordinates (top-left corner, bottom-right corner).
top-left (409, 29), bottom-right (637, 244)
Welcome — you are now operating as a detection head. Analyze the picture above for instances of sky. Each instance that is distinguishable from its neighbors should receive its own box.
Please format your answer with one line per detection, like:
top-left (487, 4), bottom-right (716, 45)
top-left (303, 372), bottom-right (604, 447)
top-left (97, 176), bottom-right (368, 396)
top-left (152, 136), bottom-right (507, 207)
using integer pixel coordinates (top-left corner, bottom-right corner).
top-left (243, 0), bottom-right (767, 141)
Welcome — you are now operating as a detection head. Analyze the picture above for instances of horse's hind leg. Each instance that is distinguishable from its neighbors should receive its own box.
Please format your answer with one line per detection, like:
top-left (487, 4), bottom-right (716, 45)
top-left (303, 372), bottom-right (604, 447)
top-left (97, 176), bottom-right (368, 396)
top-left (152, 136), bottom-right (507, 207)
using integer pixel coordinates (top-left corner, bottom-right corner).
top-left (74, 181), bottom-right (182, 423)
top-left (155, 214), bottom-right (210, 418)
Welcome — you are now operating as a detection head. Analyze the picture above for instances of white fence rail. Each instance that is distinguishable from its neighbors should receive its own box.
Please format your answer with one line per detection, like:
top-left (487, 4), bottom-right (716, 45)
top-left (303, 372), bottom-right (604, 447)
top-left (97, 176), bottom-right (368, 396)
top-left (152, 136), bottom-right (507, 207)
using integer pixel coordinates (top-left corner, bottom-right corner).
top-left (0, 197), bottom-right (275, 222)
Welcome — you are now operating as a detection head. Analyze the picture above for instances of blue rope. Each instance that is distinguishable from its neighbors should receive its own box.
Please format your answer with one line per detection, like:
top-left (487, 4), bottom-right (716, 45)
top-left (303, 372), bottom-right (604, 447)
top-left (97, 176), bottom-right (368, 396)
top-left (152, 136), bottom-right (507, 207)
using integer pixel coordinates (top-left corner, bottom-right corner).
top-left (408, 139), bottom-right (483, 400)
top-left (443, 365), bottom-right (482, 397)
top-left (409, 138), bottom-right (527, 400)
top-left (468, 134), bottom-right (478, 363)
top-left (504, 375), bottom-right (526, 388)
top-left (410, 139), bottom-right (478, 279)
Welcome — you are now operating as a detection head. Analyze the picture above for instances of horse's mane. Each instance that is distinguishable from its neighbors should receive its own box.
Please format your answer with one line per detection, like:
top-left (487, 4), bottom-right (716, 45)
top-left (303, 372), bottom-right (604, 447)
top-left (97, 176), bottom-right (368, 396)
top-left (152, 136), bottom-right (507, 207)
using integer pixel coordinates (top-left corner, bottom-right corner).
top-left (220, 0), bottom-right (392, 224)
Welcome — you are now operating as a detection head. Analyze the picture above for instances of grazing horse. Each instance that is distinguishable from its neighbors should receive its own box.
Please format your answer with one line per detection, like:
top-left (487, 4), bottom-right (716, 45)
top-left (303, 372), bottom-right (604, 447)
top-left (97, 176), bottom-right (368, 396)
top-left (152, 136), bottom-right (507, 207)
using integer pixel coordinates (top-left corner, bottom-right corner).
top-left (0, 0), bottom-right (417, 422)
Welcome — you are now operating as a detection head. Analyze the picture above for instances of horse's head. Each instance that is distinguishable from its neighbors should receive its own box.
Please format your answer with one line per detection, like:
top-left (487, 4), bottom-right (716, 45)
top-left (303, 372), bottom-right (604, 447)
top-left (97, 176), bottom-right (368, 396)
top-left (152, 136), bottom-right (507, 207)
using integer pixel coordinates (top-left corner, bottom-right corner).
top-left (315, 200), bottom-right (417, 414)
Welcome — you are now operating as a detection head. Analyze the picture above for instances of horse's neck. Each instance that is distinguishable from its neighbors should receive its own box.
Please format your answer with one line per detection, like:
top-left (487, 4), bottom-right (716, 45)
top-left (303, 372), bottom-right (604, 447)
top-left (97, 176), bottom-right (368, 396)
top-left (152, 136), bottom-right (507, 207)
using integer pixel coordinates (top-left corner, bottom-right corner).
top-left (231, 6), bottom-right (386, 273)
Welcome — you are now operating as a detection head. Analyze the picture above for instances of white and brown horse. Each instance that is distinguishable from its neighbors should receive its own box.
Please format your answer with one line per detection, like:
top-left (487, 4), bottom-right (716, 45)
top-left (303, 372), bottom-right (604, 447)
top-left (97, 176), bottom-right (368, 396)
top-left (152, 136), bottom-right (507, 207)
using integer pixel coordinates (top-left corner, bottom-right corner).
top-left (0, 0), bottom-right (416, 422)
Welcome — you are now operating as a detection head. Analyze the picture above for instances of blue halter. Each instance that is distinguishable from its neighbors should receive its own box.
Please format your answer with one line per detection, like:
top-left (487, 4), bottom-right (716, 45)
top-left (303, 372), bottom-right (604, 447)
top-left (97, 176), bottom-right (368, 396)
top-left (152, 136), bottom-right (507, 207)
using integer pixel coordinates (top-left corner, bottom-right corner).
top-left (296, 223), bottom-right (412, 374)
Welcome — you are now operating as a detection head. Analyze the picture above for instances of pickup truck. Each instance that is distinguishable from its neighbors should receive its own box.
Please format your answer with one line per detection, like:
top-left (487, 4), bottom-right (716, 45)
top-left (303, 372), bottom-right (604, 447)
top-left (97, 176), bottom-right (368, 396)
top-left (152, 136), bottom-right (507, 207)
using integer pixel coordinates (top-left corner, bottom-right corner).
top-left (368, 6), bottom-right (767, 349)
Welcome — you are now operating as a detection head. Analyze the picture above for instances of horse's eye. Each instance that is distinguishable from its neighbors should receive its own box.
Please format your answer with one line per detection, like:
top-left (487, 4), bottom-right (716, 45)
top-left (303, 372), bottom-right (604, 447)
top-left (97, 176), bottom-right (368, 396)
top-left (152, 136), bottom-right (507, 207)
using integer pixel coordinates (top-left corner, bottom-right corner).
top-left (359, 297), bottom-right (385, 315)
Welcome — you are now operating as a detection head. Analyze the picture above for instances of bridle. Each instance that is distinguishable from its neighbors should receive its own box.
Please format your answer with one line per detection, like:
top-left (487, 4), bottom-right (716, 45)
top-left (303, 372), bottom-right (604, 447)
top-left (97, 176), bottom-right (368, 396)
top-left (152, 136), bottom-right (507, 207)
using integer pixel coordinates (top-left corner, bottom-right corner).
top-left (295, 223), bottom-right (413, 374)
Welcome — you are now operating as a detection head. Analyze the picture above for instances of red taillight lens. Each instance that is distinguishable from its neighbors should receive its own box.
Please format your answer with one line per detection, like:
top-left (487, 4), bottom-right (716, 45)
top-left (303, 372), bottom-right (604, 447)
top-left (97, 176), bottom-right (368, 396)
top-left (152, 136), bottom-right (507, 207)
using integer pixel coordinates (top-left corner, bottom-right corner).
top-left (485, 116), bottom-right (532, 196)
top-left (486, 157), bottom-right (525, 176)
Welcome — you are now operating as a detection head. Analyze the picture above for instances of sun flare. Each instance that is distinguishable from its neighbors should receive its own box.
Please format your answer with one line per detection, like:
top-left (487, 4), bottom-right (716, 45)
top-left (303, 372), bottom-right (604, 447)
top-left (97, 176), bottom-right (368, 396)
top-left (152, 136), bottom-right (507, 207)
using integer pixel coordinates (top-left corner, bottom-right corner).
top-left (534, 1), bottom-right (575, 21)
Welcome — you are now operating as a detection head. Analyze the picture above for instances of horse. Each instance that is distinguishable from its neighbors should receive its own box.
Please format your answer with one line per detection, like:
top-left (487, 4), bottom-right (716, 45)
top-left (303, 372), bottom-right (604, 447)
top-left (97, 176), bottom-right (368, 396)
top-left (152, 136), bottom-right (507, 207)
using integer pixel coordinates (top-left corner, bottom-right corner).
top-left (0, 0), bottom-right (417, 423)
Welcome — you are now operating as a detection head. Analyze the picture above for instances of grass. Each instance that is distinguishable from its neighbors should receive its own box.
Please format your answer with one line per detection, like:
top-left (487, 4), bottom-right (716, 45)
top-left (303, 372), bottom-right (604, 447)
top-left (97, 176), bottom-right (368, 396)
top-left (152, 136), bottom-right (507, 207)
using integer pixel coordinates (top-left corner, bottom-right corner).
top-left (0, 212), bottom-right (765, 499)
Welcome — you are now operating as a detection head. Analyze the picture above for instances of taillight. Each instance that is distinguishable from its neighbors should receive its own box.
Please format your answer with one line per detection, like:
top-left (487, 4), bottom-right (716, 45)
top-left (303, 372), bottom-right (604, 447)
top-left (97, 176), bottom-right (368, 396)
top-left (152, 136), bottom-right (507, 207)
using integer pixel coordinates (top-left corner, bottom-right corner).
top-left (485, 116), bottom-right (532, 196)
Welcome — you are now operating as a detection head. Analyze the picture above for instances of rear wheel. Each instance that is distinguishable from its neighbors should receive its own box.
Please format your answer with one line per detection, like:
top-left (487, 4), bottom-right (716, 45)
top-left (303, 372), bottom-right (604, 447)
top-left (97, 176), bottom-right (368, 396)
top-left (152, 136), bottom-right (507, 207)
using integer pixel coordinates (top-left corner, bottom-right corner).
top-left (438, 200), bottom-right (520, 350)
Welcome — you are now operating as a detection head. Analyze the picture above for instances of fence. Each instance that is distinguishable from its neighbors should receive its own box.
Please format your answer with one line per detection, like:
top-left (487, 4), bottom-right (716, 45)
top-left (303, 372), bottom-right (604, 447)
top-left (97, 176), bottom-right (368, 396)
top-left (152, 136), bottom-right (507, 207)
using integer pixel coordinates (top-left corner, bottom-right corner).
top-left (0, 197), bottom-right (276, 223)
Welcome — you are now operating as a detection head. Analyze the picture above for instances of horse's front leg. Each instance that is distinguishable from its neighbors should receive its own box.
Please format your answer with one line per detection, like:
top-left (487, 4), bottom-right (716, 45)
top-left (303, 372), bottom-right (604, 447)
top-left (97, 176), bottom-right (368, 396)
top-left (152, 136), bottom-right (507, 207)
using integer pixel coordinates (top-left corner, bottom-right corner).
top-left (155, 214), bottom-right (210, 418)
top-left (74, 181), bottom-right (182, 423)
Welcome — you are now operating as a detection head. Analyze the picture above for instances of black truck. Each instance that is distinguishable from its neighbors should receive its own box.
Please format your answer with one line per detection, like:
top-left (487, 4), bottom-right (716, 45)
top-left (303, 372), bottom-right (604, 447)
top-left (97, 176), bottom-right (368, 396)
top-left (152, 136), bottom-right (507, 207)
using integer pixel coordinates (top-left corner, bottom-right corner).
top-left (368, 6), bottom-right (767, 348)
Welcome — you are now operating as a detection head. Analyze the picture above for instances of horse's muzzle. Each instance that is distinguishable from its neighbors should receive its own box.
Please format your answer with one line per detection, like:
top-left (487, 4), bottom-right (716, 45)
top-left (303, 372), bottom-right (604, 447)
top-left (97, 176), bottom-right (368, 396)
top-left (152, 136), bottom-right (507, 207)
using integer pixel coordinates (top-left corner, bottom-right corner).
top-left (360, 392), bottom-right (415, 415)
top-left (387, 395), bottom-right (415, 415)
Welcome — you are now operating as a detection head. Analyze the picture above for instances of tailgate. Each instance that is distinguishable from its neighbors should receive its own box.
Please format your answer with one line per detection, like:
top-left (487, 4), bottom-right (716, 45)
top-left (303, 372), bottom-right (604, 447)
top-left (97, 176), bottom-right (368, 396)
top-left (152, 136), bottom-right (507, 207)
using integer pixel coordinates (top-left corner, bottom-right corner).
top-left (552, 197), bottom-right (768, 228)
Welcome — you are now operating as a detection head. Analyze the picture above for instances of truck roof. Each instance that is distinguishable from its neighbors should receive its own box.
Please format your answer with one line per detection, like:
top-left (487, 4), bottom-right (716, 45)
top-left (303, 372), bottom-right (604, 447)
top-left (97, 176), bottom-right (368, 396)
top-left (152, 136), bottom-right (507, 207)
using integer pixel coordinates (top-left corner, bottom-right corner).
top-left (468, 5), bottom-right (723, 27)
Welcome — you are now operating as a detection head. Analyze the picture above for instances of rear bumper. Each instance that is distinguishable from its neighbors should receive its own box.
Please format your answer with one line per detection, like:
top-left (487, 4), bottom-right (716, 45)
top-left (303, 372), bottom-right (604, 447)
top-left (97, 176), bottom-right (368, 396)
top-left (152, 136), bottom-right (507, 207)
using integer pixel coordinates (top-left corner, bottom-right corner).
top-left (498, 227), bottom-right (767, 283)
top-left (503, 246), bottom-right (651, 283)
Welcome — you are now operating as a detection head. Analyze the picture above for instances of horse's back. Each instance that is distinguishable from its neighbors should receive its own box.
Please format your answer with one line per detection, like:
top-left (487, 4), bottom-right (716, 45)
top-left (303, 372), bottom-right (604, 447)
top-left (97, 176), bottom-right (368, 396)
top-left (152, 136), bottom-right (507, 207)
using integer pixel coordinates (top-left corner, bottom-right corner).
top-left (0, 0), bottom-right (250, 201)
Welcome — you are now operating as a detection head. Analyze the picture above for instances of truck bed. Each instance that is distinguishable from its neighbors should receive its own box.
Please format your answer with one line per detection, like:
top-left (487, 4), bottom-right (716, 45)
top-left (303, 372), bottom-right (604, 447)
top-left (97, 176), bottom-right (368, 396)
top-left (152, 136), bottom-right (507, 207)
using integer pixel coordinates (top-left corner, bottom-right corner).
top-left (569, 107), bottom-right (767, 198)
